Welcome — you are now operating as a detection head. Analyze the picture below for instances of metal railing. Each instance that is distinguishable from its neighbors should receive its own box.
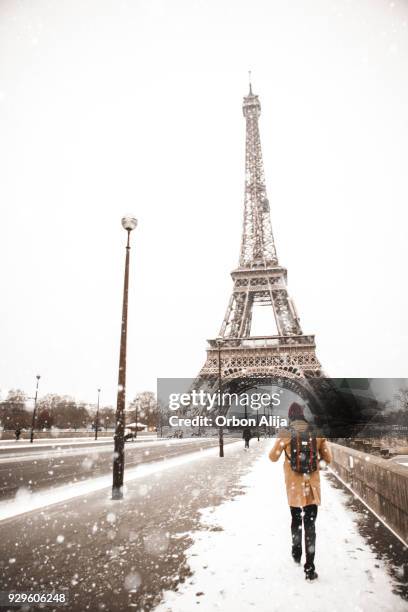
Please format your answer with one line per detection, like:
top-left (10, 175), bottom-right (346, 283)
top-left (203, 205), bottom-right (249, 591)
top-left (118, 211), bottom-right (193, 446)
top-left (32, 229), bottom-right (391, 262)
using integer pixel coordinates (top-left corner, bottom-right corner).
top-left (208, 335), bottom-right (315, 349)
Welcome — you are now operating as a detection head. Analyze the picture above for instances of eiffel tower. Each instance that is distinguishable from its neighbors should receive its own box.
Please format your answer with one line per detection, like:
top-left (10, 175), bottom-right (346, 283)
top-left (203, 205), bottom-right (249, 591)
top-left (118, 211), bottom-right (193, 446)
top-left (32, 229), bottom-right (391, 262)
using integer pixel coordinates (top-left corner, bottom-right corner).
top-left (197, 83), bottom-right (322, 397)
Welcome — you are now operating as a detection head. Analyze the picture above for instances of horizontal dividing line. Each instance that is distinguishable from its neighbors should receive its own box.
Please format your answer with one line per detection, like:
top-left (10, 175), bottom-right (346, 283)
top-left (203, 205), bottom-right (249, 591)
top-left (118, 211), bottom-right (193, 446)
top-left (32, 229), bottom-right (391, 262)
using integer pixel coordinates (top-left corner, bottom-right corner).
top-left (328, 467), bottom-right (408, 548)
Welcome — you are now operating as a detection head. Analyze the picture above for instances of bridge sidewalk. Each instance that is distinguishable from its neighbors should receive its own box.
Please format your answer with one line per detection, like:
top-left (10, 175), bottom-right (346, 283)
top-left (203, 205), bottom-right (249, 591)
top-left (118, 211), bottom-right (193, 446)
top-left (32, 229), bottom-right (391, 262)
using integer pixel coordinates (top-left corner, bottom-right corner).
top-left (157, 440), bottom-right (407, 612)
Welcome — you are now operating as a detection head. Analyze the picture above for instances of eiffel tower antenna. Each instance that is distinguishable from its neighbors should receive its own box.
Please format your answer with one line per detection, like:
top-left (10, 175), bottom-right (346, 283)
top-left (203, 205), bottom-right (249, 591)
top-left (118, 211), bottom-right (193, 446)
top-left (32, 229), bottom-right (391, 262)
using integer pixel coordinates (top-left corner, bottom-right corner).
top-left (248, 70), bottom-right (252, 95)
top-left (240, 78), bottom-right (277, 269)
top-left (197, 85), bottom-right (322, 386)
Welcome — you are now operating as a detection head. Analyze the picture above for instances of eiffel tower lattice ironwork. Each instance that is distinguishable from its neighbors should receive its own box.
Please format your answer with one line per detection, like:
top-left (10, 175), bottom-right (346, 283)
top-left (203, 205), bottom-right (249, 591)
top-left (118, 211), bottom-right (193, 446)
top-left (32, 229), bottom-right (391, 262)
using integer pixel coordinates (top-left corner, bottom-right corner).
top-left (198, 83), bottom-right (323, 385)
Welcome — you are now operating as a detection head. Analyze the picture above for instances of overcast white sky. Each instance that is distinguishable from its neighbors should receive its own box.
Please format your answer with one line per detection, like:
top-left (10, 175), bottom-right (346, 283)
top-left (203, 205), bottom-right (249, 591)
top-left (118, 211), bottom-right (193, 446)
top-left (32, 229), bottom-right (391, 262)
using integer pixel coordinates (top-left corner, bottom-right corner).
top-left (1, 0), bottom-right (408, 406)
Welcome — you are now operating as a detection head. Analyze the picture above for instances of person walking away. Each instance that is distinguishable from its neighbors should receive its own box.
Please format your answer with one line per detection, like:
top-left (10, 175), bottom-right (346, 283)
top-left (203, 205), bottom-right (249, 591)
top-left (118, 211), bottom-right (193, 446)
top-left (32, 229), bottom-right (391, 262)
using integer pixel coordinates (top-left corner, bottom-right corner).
top-left (269, 402), bottom-right (332, 581)
top-left (242, 426), bottom-right (252, 450)
top-left (15, 427), bottom-right (21, 441)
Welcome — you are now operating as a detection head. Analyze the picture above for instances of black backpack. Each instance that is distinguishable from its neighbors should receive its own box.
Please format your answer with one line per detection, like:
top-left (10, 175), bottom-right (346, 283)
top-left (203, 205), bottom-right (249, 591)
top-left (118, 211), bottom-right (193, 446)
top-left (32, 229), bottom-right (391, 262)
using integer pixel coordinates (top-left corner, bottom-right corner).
top-left (286, 432), bottom-right (318, 474)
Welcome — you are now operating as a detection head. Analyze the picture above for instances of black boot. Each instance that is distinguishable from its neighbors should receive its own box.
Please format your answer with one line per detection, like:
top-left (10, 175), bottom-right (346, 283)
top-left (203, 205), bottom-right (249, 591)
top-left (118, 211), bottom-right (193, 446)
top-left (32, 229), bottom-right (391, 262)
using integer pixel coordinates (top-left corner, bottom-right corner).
top-left (305, 569), bottom-right (318, 581)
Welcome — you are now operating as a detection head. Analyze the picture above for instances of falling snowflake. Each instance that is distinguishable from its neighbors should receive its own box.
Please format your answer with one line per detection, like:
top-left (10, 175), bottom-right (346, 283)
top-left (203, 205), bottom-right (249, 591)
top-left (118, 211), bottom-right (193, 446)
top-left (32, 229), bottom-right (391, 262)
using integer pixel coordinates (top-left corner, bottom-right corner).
top-left (143, 531), bottom-right (170, 556)
top-left (124, 572), bottom-right (141, 592)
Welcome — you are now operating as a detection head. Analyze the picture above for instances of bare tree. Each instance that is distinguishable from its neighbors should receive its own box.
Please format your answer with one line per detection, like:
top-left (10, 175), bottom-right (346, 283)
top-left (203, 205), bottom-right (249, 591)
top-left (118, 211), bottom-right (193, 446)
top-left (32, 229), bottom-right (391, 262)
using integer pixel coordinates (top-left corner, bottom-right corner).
top-left (37, 394), bottom-right (91, 430)
top-left (36, 408), bottom-right (53, 430)
top-left (99, 406), bottom-right (115, 430)
top-left (128, 392), bottom-right (158, 430)
top-left (0, 389), bottom-right (31, 430)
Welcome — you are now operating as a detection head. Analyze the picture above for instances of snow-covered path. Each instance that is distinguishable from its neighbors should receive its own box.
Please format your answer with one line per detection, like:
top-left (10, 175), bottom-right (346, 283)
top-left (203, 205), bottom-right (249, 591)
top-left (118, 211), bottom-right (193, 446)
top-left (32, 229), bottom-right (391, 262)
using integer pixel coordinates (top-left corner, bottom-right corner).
top-left (156, 442), bottom-right (406, 612)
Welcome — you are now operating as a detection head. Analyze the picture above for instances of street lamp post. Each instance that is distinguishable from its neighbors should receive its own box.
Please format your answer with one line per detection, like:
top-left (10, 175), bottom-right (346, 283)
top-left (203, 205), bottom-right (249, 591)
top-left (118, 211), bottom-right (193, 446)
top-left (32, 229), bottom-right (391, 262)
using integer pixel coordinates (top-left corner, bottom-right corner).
top-left (157, 405), bottom-right (162, 439)
top-left (216, 337), bottom-right (224, 458)
top-left (112, 215), bottom-right (138, 500)
top-left (256, 407), bottom-right (260, 441)
top-left (263, 404), bottom-right (267, 438)
top-left (95, 388), bottom-right (101, 441)
top-left (267, 405), bottom-right (272, 437)
top-left (30, 375), bottom-right (41, 443)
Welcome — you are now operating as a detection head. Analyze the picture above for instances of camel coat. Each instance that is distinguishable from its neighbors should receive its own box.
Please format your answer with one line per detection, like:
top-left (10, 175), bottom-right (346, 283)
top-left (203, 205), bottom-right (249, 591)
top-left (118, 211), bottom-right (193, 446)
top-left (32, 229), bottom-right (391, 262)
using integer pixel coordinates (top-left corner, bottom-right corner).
top-left (269, 422), bottom-right (332, 508)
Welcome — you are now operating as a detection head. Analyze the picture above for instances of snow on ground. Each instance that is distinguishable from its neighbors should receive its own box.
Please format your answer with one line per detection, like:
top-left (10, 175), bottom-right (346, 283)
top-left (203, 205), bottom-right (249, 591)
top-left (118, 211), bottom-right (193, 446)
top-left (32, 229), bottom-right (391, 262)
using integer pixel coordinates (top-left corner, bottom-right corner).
top-left (0, 437), bottom-right (115, 448)
top-left (0, 434), bottom-right (182, 451)
top-left (155, 443), bottom-right (406, 612)
top-left (0, 437), bottom-right (211, 461)
top-left (0, 440), bottom-right (241, 522)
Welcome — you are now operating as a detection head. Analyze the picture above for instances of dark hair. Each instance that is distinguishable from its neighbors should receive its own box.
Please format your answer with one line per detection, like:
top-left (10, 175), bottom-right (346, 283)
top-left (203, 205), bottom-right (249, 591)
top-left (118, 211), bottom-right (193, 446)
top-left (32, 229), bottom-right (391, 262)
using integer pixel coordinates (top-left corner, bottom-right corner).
top-left (288, 402), bottom-right (305, 422)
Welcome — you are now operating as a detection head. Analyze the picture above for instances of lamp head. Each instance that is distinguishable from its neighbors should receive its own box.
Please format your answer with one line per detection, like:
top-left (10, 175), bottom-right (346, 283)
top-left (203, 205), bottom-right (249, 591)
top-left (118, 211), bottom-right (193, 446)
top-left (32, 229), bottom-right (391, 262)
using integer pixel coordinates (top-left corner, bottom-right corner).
top-left (121, 216), bottom-right (138, 231)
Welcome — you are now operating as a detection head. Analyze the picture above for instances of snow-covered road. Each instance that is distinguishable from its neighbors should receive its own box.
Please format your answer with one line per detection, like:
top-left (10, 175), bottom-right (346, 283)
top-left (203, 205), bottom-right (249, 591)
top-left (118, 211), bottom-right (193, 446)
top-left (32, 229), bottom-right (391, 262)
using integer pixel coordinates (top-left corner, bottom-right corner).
top-left (156, 442), bottom-right (407, 612)
top-left (0, 440), bottom-right (240, 521)
top-left (0, 436), bottom-right (214, 461)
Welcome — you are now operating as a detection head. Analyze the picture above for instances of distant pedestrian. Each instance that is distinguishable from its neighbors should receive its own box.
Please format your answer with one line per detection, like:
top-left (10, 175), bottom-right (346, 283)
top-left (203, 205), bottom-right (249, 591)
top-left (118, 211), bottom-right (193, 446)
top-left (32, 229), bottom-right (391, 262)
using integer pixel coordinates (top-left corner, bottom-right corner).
top-left (242, 426), bottom-right (252, 450)
top-left (15, 427), bottom-right (21, 441)
top-left (269, 402), bottom-right (332, 581)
